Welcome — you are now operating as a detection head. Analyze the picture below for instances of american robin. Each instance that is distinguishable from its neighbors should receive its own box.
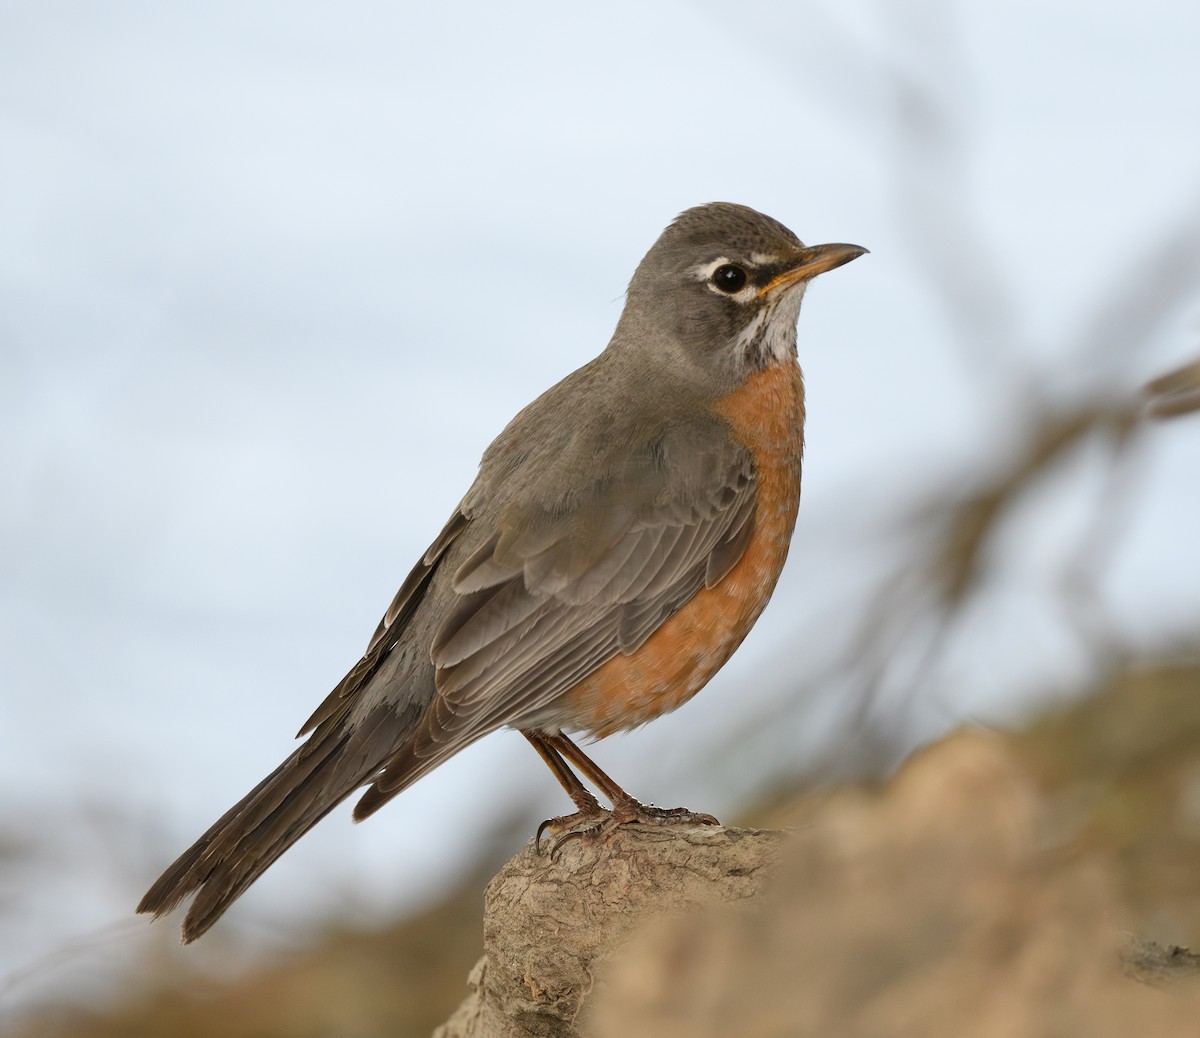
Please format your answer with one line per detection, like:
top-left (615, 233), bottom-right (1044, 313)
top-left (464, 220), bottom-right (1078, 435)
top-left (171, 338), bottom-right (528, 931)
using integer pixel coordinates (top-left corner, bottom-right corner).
top-left (138, 202), bottom-right (866, 942)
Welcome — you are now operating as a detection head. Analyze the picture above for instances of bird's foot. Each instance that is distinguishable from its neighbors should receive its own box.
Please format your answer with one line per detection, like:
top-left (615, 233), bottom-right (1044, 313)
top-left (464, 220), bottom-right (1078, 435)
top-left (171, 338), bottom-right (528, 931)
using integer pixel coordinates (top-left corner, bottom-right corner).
top-left (535, 797), bottom-right (719, 860)
top-left (614, 802), bottom-right (721, 829)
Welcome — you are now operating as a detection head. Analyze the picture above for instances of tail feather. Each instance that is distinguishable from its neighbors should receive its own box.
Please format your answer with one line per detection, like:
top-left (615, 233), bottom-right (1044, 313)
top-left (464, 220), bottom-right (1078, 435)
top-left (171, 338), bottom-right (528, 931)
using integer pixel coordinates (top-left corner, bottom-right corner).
top-left (138, 704), bottom-right (409, 942)
top-left (350, 726), bottom-right (487, 822)
top-left (351, 743), bottom-right (448, 822)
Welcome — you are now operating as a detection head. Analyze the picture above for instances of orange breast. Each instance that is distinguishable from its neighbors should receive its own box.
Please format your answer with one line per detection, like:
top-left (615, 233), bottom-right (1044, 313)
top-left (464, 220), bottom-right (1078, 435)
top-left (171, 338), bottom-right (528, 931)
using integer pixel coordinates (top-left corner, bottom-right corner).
top-left (564, 361), bottom-right (806, 737)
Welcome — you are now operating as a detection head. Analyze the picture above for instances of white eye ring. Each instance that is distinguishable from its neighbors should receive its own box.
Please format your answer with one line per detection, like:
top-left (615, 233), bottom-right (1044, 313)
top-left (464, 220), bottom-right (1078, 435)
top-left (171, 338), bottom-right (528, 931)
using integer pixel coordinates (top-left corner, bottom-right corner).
top-left (691, 257), bottom-right (758, 301)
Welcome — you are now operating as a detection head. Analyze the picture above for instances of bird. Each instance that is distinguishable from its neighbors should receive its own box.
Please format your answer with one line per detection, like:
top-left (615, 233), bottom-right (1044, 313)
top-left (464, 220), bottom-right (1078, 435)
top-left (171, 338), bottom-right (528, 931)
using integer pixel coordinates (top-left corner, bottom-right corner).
top-left (137, 202), bottom-right (867, 942)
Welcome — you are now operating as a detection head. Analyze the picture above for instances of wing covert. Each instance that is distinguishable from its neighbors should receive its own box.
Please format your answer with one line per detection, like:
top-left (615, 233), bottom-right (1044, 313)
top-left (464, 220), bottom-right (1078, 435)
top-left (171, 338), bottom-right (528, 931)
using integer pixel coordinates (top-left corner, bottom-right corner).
top-left (417, 427), bottom-right (759, 753)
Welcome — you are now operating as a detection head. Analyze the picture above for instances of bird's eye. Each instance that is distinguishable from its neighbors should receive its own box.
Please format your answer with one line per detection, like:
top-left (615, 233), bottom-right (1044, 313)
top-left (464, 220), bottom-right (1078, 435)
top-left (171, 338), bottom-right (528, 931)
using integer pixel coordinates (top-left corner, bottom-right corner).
top-left (711, 264), bottom-right (748, 293)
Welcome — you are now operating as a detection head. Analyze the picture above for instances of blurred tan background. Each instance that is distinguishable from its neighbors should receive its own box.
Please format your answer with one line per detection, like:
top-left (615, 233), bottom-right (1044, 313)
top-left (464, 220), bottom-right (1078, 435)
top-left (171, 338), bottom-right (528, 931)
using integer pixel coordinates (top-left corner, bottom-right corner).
top-left (3, 1), bottom-right (1199, 1035)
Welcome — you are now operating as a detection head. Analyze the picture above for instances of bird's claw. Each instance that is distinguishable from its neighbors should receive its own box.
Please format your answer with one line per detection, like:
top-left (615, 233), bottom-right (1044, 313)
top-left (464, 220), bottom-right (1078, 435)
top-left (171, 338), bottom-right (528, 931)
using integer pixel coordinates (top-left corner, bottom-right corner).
top-left (534, 800), bottom-right (719, 860)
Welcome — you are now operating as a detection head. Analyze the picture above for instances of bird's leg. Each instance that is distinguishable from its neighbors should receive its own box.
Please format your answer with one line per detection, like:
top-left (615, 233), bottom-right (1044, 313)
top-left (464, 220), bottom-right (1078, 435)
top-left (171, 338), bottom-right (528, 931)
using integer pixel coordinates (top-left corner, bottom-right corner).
top-left (522, 731), bottom-right (609, 852)
top-left (523, 730), bottom-right (600, 810)
top-left (541, 733), bottom-right (719, 854)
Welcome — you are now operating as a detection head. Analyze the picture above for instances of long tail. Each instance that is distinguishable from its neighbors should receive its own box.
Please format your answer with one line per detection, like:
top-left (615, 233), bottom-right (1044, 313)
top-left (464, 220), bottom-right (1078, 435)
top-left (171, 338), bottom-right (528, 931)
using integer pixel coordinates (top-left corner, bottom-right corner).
top-left (137, 706), bottom-right (402, 943)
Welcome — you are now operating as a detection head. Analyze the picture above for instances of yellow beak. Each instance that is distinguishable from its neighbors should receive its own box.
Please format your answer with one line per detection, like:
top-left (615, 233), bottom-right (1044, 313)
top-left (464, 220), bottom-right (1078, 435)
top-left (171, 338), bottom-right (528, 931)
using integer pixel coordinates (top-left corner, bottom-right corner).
top-left (761, 242), bottom-right (868, 296)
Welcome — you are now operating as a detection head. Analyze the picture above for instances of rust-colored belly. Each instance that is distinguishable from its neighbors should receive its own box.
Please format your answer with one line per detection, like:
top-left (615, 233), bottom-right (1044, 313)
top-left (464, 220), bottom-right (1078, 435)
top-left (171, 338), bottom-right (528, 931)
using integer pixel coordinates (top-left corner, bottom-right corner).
top-left (563, 361), bottom-right (805, 738)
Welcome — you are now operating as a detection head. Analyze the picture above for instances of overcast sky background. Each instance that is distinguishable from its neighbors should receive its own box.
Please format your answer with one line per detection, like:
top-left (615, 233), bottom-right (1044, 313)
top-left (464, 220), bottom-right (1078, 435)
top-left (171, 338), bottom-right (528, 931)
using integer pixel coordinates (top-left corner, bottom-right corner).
top-left (3, 0), bottom-right (1200, 1016)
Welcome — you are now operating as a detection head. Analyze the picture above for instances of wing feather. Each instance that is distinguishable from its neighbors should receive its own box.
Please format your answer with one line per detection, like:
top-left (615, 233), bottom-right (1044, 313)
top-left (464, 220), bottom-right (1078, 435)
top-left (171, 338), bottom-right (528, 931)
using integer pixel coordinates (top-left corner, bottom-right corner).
top-left (432, 579), bottom-right (548, 668)
top-left (296, 510), bottom-right (469, 737)
top-left (417, 430), bottom-right (759, 749)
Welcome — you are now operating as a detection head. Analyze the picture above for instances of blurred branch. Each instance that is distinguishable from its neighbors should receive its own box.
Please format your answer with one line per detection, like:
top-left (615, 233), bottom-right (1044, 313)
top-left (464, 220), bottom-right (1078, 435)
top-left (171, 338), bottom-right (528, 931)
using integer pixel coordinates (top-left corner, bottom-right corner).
top-left (1145, 357), bottom-right (1200, 419)
top-left (778, 5), bottom-right (1200, 770)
